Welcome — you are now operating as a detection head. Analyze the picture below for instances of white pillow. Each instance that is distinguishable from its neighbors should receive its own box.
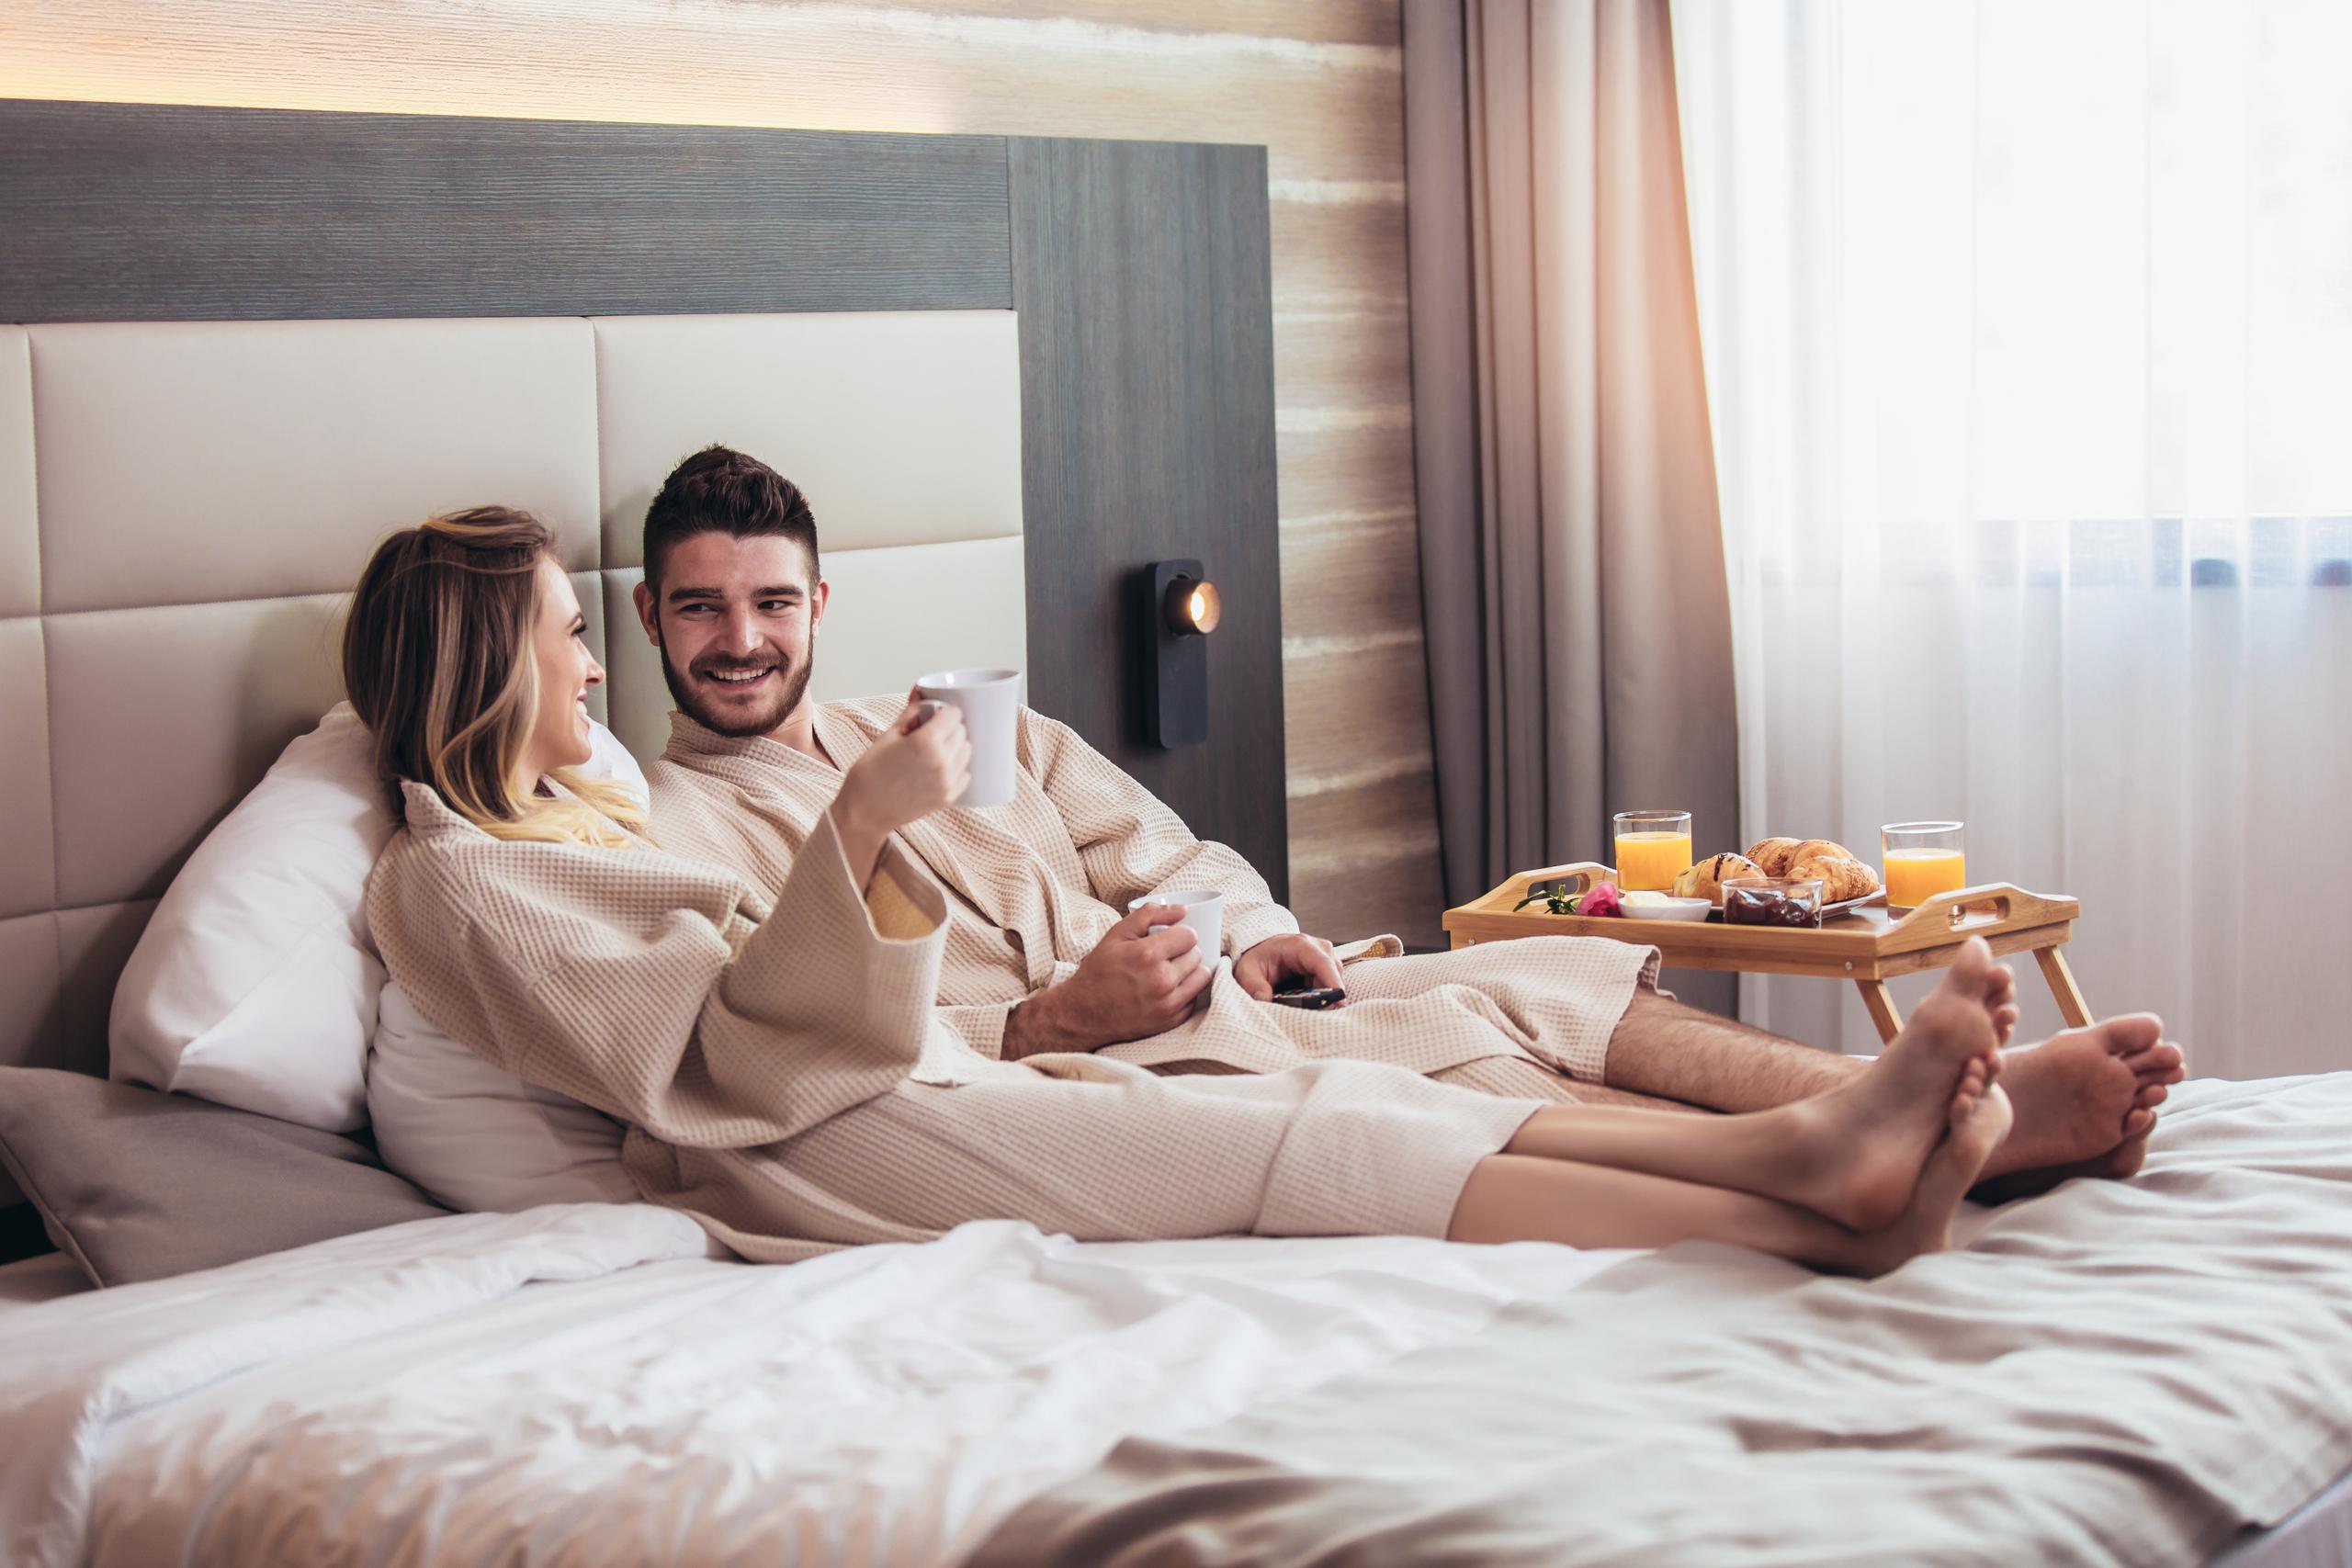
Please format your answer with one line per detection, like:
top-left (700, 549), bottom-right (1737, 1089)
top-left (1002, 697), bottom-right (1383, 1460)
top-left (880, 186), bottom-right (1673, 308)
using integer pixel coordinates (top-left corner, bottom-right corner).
top-left (109, 703), bottom-right (648, 1133)
top-left (366, 979), bottom-right (638, 1213)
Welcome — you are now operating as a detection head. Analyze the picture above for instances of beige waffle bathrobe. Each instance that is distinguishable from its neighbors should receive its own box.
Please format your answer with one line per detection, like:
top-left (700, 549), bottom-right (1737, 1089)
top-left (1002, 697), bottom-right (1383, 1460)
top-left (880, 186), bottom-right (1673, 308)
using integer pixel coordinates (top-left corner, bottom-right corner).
top-left (367, 779), bottom-right (1548, 1262)
top-left (650, 699), bottom-right (1659, 1097)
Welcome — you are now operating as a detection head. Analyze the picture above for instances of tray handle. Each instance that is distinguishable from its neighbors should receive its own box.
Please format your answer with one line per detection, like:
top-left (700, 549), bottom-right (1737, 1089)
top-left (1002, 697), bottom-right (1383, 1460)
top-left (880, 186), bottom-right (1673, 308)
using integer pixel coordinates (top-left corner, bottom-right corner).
top-left (1883, 883), bottom-right (2066, 936)
top-left (1459, 862), bottom-right (1618, 917)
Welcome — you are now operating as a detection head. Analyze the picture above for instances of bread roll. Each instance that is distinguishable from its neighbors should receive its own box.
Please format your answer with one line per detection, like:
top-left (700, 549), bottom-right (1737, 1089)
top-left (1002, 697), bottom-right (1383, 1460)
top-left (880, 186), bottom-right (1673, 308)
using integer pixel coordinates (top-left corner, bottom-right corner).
top-left (1788, 852), bottom-right (1881, 902)
top-left (1673, 852), bottom-right (1764, 907)
top-left (1744, 838), bottom-right (1804, 876)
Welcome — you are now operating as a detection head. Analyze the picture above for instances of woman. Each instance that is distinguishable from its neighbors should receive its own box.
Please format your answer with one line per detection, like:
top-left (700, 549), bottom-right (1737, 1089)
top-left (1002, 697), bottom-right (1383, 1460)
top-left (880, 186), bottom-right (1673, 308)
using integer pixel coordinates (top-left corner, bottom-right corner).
top-left (351, 507), bottom-right (2013, 1274)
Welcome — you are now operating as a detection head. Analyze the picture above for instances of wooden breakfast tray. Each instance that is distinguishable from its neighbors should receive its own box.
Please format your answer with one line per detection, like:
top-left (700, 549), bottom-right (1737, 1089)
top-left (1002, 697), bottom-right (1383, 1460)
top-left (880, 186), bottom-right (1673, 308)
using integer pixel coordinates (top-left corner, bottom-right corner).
top-left (1442, 861), bottom-right (2091, 1044)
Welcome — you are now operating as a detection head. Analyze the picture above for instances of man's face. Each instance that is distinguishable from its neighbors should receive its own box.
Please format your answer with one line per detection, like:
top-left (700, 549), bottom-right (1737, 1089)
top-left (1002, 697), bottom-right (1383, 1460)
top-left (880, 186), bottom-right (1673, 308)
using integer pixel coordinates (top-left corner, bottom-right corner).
top-left (633, 532), bottom-right (827, 739)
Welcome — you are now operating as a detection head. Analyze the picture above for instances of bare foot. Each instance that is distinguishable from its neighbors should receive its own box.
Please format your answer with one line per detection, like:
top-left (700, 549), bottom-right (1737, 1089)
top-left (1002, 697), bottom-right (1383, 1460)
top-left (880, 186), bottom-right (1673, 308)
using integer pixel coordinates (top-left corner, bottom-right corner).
top-left (1852, 1068), bottom-right (2013, 1278)
top-left (1781, 937), bottom-right (2004, 1231)
top-left (1973, 954), bottom-right (2022, 1045)
top-left (1972, 1015), bottom-right (2187, 1195)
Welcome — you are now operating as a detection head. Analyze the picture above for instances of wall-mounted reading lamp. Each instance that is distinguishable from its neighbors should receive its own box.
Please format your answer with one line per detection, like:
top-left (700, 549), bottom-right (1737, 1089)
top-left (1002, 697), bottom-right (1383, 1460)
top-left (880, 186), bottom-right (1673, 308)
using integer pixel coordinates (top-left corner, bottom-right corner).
top-left (1140, 558), bottom-right (1219, 747)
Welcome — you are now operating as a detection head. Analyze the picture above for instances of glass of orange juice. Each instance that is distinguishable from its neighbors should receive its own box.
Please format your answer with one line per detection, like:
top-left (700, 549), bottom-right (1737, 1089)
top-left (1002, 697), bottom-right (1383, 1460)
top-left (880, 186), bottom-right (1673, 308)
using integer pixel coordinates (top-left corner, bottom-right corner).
top-left (1881, 821), bottom-right (1967, 910)
top-left (1613, 810), bottom-right (1694, 893)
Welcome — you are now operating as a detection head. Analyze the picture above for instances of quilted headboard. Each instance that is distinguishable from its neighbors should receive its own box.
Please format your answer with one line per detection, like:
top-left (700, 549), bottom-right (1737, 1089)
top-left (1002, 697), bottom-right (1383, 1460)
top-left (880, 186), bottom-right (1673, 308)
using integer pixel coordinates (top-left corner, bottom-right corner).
top-left (0, 310), bottom-right (1025, 1087)
top-left (0, 98), bottom-right (1288, 1230)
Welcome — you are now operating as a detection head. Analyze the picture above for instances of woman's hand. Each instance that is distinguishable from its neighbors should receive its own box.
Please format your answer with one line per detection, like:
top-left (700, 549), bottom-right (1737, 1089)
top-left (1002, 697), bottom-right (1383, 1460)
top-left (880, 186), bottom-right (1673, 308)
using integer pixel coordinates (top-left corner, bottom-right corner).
top-left (831, 694), bottom-right (972, 889)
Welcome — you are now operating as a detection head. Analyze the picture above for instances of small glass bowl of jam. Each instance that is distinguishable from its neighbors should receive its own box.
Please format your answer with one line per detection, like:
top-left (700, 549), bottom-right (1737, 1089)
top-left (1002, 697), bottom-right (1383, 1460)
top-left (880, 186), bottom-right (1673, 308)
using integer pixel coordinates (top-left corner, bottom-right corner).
top-left (1722, 876), bottom-right (1826, 929)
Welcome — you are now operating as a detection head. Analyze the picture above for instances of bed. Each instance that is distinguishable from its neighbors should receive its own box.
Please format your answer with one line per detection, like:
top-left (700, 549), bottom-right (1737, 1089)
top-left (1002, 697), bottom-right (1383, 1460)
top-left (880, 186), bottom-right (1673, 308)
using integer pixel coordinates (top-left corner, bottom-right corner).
top-left (2, 96), bottom-right (2350, 1567)
top-left (4, 1074), bottom-right (2351, 1565)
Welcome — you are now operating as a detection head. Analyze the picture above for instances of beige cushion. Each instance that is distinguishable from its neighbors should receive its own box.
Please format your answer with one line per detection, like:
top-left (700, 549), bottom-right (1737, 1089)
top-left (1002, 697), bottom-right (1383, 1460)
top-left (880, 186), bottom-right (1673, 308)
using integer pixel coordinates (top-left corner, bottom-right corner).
top-left (0, 913), bottom-right (62, 1072)
top-left (0, 1067), bottom-right (448, 1288)
top-left (593, 311), bottom-right (1023, 566)
top-left (31, 319), bottom-right (600, 614)
top-left (47, 594), bottom-right (349, 908)
top-left (0, 327), bottom-right (34, 617)
top-left (56, 901), bottom-right (156, 1077)
top-left (0, 617), bottom-right (53, 919)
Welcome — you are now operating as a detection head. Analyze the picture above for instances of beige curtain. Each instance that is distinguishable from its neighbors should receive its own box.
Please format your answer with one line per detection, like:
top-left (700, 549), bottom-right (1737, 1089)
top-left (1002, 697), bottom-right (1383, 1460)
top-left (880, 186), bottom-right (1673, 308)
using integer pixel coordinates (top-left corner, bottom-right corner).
top-left (1405, 0), bottom-right (1737, 1010)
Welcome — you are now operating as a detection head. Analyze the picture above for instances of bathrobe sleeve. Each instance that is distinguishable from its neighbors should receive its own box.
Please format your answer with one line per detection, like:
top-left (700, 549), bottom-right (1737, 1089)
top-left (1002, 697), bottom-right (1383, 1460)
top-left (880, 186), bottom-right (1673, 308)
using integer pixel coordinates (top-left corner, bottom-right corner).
top-left (368, 803), bottom-right (949, 1149)
top-left (1017, 708), bottom-right (1302, 957)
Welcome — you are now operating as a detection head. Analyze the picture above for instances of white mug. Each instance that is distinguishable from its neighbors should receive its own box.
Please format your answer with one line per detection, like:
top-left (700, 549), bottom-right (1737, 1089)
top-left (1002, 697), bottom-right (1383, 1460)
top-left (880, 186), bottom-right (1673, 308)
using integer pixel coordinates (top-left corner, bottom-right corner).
top-left (1126, 889), bottom-right (1224, 973)
top-left (913, 667), bottom-right (1021, 808)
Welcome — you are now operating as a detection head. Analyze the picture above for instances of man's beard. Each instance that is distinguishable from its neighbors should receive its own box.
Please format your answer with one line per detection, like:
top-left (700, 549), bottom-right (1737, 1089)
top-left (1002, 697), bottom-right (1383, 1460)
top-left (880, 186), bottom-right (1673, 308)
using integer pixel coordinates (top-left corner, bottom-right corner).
top-left (657, 626), bottom-right (815, 739)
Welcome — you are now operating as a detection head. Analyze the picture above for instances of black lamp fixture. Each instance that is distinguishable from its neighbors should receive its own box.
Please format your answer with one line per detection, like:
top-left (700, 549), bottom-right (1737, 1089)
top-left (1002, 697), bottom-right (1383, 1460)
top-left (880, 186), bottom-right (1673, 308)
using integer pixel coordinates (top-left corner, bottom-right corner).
top-left (1140, 558), bottom-right (1219, 747)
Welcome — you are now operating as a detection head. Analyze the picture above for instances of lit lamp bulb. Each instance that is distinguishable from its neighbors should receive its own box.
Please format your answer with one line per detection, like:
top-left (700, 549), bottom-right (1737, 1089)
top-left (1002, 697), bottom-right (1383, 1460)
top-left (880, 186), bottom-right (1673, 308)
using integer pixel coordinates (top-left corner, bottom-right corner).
top-left (1164, 576), bottom-right (1222, 636)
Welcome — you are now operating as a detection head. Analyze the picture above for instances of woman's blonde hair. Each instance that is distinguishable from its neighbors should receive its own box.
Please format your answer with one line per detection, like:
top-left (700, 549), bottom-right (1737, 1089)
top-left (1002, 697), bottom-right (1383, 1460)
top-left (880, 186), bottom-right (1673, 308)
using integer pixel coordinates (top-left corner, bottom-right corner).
top-left (343, 507), bottom-right (649, 849)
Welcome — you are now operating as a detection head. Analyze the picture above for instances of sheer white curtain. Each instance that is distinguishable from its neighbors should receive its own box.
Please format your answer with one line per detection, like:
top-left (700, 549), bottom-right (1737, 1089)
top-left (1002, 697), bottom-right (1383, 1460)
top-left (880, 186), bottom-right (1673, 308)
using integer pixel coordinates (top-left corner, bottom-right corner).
top-left (1670, 0), bottom-right (2352, 1076)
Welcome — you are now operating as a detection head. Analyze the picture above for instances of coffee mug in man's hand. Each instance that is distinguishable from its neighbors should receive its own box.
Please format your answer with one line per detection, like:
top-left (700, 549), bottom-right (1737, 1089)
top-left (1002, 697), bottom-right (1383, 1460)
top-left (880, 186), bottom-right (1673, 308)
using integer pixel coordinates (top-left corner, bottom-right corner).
top-left (913, 667), bottom-right (1021, 807)
top-left (1125, 889), bottom-right (1224, 973)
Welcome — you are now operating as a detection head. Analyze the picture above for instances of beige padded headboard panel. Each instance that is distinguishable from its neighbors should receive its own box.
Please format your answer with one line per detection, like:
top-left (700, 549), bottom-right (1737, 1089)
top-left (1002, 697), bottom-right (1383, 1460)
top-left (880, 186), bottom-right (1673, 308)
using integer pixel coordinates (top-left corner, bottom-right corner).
top-left (0, 311), bottom-right (1024, 1103)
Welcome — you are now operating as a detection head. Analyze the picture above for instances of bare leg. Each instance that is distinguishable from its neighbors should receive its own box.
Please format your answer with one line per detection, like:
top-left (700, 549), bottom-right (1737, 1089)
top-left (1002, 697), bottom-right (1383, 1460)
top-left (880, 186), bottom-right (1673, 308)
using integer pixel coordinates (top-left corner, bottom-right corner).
top-left (1432, 1055), bottom-right (1706, 1113)
top-left (1599, 966), bottom-right (2187, 1192)
top-left (1597, 945), bottom-right (2023, 1112)
top-left (1600, 988), bottom-right (1861, 1111)
top-left (1495, 943), bottom-right (2006, 1230)
top-left (1559, 1082), bottom-right (1707, 1111)
top-left (1448, 1070), bottom-right (2010, 1278)
top-left (1448, 1155), bottom-right (1879, 1270)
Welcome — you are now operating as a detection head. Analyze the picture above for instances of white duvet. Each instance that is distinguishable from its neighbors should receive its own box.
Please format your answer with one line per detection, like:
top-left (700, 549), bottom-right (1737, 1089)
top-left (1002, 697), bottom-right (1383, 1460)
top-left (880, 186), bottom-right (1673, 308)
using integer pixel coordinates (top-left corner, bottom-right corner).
top-left (0, 1206), bottom-right (1634, 1566)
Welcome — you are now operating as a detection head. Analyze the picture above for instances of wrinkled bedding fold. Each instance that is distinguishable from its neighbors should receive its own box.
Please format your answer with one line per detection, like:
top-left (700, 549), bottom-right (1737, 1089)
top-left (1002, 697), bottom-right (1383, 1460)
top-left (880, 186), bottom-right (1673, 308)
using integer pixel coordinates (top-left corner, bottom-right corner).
top-left (969, 1075), bottom-right (2352, 1567)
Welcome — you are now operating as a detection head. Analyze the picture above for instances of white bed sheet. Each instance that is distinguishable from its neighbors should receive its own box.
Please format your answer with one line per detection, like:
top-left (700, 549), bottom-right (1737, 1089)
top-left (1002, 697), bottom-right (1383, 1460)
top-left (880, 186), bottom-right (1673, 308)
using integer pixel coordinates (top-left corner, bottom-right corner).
top-left (0, 1204), bottom-right (1638, 1567)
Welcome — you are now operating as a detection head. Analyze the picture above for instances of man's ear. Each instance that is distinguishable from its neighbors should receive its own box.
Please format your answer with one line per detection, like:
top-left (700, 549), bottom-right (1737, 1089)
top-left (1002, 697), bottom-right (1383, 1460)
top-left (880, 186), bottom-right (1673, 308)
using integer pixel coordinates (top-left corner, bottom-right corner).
top-left (631, 580), bottom-right (661, 645)
top-left (810, 577), bottom-right (830, 637)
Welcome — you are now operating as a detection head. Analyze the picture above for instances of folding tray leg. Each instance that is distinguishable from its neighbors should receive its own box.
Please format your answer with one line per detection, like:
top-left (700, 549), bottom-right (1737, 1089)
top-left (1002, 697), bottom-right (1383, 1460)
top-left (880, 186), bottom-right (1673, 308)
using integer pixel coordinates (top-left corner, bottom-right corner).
top-left (1856, 980), bottom-right (1904, 1045)
top-left (2033, 945), bottom-right (2094, 1029)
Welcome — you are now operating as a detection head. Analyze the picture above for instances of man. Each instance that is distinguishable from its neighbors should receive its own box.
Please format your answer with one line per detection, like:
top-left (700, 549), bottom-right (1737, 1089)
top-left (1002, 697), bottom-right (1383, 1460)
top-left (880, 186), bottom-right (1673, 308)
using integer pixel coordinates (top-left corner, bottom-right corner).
top-left (639, 446), bottom-right (2183, 1190)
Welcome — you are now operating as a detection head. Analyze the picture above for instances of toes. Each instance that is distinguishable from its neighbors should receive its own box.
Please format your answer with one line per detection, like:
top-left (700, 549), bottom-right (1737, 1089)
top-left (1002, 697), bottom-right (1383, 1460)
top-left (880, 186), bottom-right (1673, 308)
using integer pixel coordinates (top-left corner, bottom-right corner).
top-left (2098, 1013), bottom-right (2165, 1055)
top-left (2132, 1082), bottom-right (2170, 1111)
top-left (1951, 1058), bottom-right (1989, 1122)
top-left (2121, 1108), bottom-right (2156, 1139)
top-left (1993, 1003), bottom-right (2021, 1044)
top-left (1949, 936), bottom-right (1994, 990)
top-left (2122, 1046), bottom-right (2187, 1085)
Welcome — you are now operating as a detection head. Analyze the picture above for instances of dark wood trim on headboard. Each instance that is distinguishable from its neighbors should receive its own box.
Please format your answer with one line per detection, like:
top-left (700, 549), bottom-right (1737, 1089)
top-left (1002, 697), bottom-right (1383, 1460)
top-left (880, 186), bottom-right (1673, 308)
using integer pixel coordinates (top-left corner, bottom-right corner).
top-left (1008, 138), bottom-right (1286, 893)
top-left (0, 97), bottom-right (1286, 894)
top-left (0, 99), bottom-right (1011, 318)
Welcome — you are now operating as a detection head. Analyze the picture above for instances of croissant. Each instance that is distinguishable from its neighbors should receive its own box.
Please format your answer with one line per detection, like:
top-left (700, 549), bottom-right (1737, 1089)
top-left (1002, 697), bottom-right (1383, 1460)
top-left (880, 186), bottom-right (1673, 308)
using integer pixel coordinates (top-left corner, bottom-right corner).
top-left (1744, 838), bottom-right (1804, 876)
top-left (1673, 852), bottom-right (1763, 907)
top-left (1788, 852), bottom-right (1881, 902)
top-left (1789, 838), bottom-right (1856, 866)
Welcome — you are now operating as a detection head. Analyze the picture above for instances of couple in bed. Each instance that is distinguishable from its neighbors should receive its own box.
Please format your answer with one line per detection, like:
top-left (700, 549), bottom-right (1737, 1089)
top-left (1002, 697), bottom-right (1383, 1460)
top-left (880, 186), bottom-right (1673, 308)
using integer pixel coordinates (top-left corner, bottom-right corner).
top-left (348, 445), bottom-right (2185, 1276)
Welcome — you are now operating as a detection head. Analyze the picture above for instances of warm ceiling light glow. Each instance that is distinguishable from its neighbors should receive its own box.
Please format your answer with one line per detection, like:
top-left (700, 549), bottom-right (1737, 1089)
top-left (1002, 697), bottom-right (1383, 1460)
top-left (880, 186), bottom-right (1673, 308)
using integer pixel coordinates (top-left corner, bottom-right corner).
top-left (1165, 576), bottom-right (1221, 636)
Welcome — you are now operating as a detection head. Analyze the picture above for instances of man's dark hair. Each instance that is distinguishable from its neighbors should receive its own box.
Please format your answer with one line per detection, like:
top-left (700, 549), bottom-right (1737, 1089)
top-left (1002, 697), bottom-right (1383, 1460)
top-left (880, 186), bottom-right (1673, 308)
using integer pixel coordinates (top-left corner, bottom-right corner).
top-left (641, 445), bottom-right (819, 591)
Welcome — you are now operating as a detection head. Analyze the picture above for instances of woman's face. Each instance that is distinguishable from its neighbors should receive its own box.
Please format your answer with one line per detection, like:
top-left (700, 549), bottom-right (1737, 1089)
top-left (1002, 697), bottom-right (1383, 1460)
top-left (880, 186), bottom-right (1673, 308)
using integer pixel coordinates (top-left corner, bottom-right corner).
top-left (520, 556), bottom-right (605, 782)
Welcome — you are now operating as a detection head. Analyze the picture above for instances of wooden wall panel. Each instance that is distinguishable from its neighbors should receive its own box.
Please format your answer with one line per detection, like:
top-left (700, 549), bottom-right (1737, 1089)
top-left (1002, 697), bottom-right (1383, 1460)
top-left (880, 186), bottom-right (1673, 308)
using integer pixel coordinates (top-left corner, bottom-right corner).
top-left (0, 0), bottom-right (1446, 944)
top-left (1009, 136), bottom-right (1288, 897)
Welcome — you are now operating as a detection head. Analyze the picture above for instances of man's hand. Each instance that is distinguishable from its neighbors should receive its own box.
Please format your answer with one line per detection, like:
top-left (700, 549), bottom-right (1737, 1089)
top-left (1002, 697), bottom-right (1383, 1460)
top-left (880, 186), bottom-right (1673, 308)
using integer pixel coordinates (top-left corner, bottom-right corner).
top-left (1001, 902), bottom-right (1215, 1059)
top-left (1233, 933), bottom-right (1344, 1004)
